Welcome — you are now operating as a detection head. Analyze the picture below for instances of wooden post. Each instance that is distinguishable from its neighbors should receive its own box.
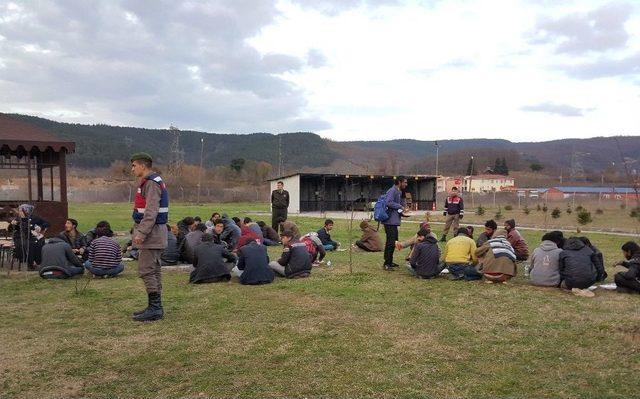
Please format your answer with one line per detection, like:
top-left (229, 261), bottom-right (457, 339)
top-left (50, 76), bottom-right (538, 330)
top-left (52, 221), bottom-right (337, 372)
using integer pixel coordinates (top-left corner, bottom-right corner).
top-left (59, 151), bottom-right (67, 203)
top-left (27, 155), bottom-right (32, 201)
top-left (50, 166), bottom-right (54, 200)
top-left (36, 154), bottom-right (43, 201)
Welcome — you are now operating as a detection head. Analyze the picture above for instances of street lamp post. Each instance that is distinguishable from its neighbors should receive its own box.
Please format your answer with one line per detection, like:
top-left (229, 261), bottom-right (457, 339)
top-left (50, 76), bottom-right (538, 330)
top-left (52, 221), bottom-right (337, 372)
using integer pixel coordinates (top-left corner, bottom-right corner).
top-left (197, 138), bottom-right (204, 204)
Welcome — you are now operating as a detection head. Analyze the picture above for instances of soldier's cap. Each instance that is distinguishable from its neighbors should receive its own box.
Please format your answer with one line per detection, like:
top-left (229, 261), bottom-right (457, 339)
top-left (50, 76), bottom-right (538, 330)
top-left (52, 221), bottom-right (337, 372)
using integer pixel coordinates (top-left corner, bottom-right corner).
top-left (130, 152), bottom-right (153, 163)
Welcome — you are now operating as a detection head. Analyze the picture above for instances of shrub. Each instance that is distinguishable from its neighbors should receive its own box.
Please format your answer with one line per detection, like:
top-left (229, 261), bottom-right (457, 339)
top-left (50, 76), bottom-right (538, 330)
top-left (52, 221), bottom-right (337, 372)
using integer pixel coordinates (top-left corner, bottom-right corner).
top-left (551, 207), bottom-right (561, 219)
top-left (476, 205), bottom-right (485, 216)
top-left (536, 204), bottom-right (542, 212)
top-left (577, 209), bottom-right (592, 225)
top-left (595, 209), bottom-right (604, 215)
top-left (566, 206), bottom-right (572, 215)
top-left (630, 207), bottom-right (640, 219)
top-left (504, 205), bottom-right (513, 211)
top-left (542, 204), bottom-right (548, 213)
top-left (523, 205), bottom-right (530, 215)
top-left (576, 205), bottom-right (584, 212)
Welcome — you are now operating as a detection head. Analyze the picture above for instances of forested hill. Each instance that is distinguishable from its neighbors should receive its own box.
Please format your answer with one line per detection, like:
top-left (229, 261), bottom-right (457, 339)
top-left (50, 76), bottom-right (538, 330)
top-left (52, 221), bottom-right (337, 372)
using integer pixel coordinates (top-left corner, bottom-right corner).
top-left (6, 114), bottom-right (336, 169)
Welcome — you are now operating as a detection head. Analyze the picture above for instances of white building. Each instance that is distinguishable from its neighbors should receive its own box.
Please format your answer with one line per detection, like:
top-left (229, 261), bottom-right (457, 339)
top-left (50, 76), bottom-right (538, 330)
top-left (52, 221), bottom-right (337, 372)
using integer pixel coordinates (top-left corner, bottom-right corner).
top-left (462, 175), bottom-right (515, 192)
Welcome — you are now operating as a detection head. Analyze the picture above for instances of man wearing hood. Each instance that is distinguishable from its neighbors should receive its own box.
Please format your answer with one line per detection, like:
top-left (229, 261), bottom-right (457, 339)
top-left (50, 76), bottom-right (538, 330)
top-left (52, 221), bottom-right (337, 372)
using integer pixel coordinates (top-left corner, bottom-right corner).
top-left (559, 237), bottom-right (597, 297)
top-left (613, 241), bottom-right (640, 294)
top-left (354, 220), bottom-right (383, 252)
top-left (407, 228), bottom-right (442, 279)
top-left (219, 214), bottom-right (241, 250)
top-left (529, 231), bottom-right (564, 287)
top-left (475, 228), bottom-right (517, 283)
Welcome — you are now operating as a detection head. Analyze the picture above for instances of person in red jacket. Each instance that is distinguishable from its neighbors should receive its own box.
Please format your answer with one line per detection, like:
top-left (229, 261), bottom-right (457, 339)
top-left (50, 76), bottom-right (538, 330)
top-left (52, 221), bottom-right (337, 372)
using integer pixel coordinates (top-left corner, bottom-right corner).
top-left (440, 187), bottom-right (464, 242)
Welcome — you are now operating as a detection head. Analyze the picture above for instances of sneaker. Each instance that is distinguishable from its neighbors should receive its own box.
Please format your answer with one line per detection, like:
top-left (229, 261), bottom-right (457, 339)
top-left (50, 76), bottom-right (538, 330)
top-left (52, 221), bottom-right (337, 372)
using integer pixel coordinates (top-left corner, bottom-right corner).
top-left (484, 279), bottom-right (495, 284)
top-left (383, 264), bottom-right (395, 271)
top-left (571, 288), bottom-right (595, 298)
top-left (449, 274), bottom-right (464, 281)
top-left (392, 262), bottom-right (400, 268)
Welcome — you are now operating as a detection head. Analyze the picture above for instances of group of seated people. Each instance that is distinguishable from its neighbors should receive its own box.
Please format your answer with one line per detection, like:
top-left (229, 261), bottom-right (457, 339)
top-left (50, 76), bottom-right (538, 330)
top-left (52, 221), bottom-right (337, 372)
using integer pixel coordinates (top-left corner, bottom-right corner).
top-left (398, 216), bottom-right (639, 297)
top-left (39, 219), bottom-right (124, 279)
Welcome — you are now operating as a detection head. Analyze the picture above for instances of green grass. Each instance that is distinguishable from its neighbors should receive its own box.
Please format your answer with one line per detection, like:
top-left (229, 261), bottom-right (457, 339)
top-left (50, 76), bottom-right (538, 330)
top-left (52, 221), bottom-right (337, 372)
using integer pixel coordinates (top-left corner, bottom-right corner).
top-left (1, 203), bottom-right (640, 398)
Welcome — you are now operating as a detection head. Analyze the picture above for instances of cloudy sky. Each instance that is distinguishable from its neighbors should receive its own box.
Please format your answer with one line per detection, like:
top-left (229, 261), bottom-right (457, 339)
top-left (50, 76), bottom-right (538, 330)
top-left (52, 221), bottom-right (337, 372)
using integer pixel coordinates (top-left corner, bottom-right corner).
top-left (0, 0), bottom-right (639, 141)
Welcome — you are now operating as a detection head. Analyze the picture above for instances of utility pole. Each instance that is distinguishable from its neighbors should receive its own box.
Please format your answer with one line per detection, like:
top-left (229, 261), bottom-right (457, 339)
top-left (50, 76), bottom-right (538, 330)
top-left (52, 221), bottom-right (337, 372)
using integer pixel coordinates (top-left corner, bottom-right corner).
top-left (434, 141), bottom-right (439, 176)
top-left (197, 137), bottom-right (204, 204)
top-left (278, 134), bottom-right (282, 177)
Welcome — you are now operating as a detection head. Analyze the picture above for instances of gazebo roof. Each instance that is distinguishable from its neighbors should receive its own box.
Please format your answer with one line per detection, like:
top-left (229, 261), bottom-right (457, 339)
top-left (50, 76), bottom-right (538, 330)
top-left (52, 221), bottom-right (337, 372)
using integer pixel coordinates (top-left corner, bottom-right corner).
top-left (0, 113), bottom-right (75, 153)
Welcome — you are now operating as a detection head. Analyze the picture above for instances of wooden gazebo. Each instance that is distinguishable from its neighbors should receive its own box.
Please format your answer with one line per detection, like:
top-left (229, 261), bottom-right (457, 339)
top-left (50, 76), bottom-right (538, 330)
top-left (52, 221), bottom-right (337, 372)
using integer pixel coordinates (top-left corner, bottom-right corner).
top-left (0, 114), bottom-right (75, 236)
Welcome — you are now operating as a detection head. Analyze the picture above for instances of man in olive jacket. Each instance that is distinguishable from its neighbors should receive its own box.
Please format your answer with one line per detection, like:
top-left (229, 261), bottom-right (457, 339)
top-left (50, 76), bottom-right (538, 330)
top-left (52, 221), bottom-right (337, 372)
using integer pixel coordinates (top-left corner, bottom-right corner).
top-left (271, 181), bottom-right (290, 232)
top-left (130, 152), bottom-right (169, 322)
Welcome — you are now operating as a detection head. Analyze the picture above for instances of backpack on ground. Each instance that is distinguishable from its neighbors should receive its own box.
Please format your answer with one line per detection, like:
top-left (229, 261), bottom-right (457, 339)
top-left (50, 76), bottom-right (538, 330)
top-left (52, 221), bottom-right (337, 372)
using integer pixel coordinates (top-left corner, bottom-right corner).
top-left (373, 195), bottom-right (389, 222)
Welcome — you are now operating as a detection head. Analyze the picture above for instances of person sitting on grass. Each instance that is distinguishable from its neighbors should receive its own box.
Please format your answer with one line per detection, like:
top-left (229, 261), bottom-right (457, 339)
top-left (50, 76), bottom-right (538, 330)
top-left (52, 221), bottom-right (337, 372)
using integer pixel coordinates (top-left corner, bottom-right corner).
top-left (442, 227), bottom-right (480, 281)
top-left (475, 228), bottom-right (517, 284)
top-left (243, 217), bottom-right (264, 241)
top-left (58, 218), bottom-right (87, 260)
top-left (407, 228), bottom-right (442, 279)
top-left (160, 224), bottom-right (180, 266)
top-left (84, 225), bottom-right (124, 278)
top-left (237, 223), bottom-right (262, 250)
top-left (504, 219), bottom-right (529, 261)
top-left (210, 219), bottom-right (227, 246)
top-left (558, 237), bottom-right (598, 297)
top-left (232, 238), bottom-right (274, 285)
top-left (613, 241), bottom-right (640, 295)
top-left (395, 213), bottom-right (437, 256)
top-left (268, 230), bottom-right (312, 278)
top-left (39, 234), bottom-right (85, 279)
top-left (529, 231), bottom-right (564, 287)
top-left (476, 220), bottom-right (497, 247)
top-left (317, 219), bottom-right (339, 251)
top-left (179, 218), bottom-right (205, 264)
top-left (220, 214), bottom-right (241, 250)
top-left (189, 233), bottom-right (237, 284)
top-left (353, 220), bottom-right (383, 252)
top-left (258, 221), bottom-right (280, 246)
top-left (281, 220), bottom-right (301, 239)
top-left (578, 236), bottom-right (607, 282)
top-left (301, 232), bottom-right (326, 265)
top-left (123, 227), bottom-right (139, 260)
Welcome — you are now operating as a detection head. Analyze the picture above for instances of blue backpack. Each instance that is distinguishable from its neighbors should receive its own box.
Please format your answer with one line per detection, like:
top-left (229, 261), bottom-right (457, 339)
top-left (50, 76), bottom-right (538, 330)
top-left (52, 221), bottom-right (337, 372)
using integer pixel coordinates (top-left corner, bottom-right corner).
top-left (373, 195), bottom-right (389, 222)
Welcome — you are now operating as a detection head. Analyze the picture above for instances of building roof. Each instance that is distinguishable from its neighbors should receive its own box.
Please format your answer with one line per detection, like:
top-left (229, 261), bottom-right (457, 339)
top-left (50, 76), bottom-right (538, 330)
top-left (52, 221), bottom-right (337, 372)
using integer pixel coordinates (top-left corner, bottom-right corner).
top-left (0, 113), bottom-right (75, 153)
top-left (465, 174), bottom-right (514, 179)
top-left (551, 186), bottom-right (638, 194)
top-left (268, 172), bottom-right (437, 181)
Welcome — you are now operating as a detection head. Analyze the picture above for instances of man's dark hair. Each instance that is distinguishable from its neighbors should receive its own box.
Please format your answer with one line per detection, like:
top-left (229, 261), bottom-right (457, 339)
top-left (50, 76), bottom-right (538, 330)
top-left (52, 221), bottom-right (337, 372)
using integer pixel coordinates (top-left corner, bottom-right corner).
top-left (485, 220), bottom-right (498, 230)
top-left (257, 221), bottom-right (266, 228)
top-left (232, 217), bottom-right (241, 225)
top-left (96, 226), bottom-right (113, 238)
top-left (96, 220), bottom-right (111, 230)
top-left (578, 236), bottom-right (593, 248)
top-left (201, 233), bottom-right (213, 242)
top-left (182, 217), bottom-right (195, 226)
top-left (621, 241), bottom-right (640, 254)
top-left (243, 217), bottom-right (252, 224)
top-left (277, 181), bottom-right (284, 185)
top-left (451, 186), bottom-right (458, 191)
top-left (194, 216), bottom-right (202, 223)
top-left (280, 230), bottom-right (294, 238)
top-left (505, 219), bottom-right (516, 229)
top-left (394, 176), bottom-right (407, 185)
top-left (455, 227), bottom-right (470, 238)
top-left (417, 228), bottom-right (431, 237)
top-left (166, 224), bottom-right (172, 232)
top-left (542, 230), bottom-right (564, 247)
top-left (324, 219), bottom-right (334, 226)
top-left (66, 218), bottom-right (78, 228)
top-left (211, 212), bottom-right (220, 220)
top-left (213, 218), bottom-right (224, 226)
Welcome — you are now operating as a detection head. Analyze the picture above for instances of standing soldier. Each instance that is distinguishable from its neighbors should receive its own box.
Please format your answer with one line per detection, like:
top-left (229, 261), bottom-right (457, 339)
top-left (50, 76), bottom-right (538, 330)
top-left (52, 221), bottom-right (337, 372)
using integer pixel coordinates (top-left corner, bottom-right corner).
top-left (271, 180), bottom-right (289, 233)
top-left (440, 186), bottom-right (464, 242)
top-left (130, 153), bottom-right (169, 322)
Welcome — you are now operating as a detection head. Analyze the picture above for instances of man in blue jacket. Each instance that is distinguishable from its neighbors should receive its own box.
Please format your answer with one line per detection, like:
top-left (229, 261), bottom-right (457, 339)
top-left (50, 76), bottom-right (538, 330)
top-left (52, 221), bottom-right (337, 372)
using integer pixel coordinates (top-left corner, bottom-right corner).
top-left (383, 177), bottom-right (408, 270)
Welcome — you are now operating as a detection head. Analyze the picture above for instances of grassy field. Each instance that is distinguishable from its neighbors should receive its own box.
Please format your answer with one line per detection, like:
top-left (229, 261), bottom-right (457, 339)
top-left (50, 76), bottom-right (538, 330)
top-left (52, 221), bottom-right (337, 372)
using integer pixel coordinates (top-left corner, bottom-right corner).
top-left (1, 202), bottom-right (640, 398)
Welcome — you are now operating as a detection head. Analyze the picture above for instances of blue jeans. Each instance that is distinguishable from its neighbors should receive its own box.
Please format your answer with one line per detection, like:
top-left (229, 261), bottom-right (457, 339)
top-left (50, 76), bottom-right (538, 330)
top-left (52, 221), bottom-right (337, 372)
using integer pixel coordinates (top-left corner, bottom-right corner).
top-left (447, 263), bottom-right (482, 281)
top-left (84, 261), bottom-right (125, 277)
top-left (324, 244), bottom-right (337, 251)
top-left (67, 266), bottom-right (85, 277)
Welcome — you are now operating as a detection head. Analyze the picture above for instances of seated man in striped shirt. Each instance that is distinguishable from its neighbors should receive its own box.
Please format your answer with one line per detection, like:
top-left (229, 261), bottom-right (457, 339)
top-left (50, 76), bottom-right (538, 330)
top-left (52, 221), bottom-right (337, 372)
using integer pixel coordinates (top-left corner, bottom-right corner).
top-left (84, 225), bottom-right (125, 278)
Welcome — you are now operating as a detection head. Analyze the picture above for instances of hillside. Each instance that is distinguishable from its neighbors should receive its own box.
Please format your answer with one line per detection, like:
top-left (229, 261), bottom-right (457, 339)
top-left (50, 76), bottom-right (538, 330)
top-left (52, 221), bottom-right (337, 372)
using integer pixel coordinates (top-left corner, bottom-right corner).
top-left (4, 113), bottom-right (638, 179)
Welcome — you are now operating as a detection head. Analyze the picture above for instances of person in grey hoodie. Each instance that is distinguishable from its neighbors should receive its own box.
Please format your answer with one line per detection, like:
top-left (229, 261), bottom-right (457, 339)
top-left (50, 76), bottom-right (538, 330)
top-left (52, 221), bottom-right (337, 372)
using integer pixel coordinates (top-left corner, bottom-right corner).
top-left (529, 231), bottom-right (564, 287)
top-left (559, 237), bottom-right (597, 290)
top-left (39, 237), bottom-right (84, 278)
top-left (407, 228), bottom-right (442, 279)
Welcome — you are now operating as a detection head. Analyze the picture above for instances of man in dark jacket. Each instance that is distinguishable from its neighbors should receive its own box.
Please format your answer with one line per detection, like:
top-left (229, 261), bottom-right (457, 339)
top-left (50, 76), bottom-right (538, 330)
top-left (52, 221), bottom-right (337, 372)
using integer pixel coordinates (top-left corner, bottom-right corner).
top-left (220, 214), bottom-right (241, 250)
top-left (9, 204), bottom-right (49, 268)
top-left (233, 239), bottom-right (274, 285)
top-left (58, 218), bottom-right (88, 260)
top-left (614, 241), bottom-right (640, 294)
top-left (476, 220), bottom-right (497, 247)
top-left (408, 228), bottom-right (442, 279)
top-left (269, 230), bottom-right (312, 278)
top-left (258, 221), bottom-right (280, 246)
top-left (161, 225), bottom-right (180, 266)
top-left (440, 187), bottom-right (464, 242)
top-left (271, 181), bottom-right (290, 232)
top-left (559, 237), bottom-right (597, 295)
top-left (189, 233), bottom-right (237, 284)
top-left (179, 221), bottom-right (204, 264)
top-left (382, 177), bottom-right (408, 270)
top-left (317, 219), bottom-right (339, 250)
top-left (39, 236), bottom-right (84, 278)
top-left (578, 237), bottom-right (607, 282)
